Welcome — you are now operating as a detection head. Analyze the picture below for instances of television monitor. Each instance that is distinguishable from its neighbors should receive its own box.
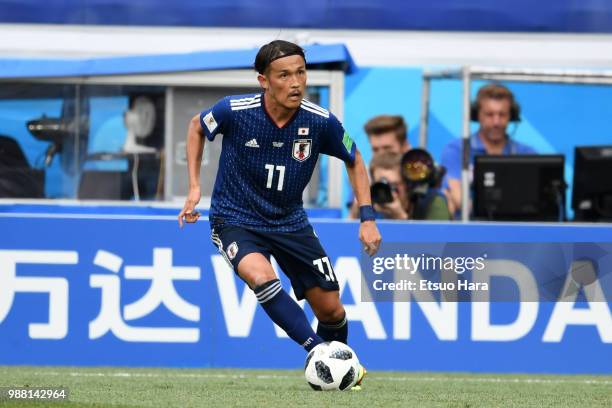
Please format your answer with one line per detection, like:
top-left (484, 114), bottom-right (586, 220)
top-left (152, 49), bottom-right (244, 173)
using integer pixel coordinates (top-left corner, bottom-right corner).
top-left (473, 154), bottom-right (565, 221)
top-left (572, 145), bottom-right (612, 221)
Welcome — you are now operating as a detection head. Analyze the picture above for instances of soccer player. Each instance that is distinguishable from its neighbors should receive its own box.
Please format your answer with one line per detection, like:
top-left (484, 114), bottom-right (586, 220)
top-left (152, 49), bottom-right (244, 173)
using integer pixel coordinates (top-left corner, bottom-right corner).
top-left (178, 40), bottom-right (381, 387)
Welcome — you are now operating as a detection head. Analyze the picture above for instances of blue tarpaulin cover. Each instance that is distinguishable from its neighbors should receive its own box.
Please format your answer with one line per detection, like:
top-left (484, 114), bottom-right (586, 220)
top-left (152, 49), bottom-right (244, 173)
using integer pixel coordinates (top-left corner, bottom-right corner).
top-left (0, 43), bottom-right (356, 78)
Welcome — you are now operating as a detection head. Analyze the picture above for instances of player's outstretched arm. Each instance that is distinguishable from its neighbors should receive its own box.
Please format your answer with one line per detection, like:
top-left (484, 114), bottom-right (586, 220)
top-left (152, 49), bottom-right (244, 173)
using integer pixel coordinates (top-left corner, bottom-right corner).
top-left (346, 148), bottom-right (382, 256)
top-left (178, 114), bottom-right (205, 227)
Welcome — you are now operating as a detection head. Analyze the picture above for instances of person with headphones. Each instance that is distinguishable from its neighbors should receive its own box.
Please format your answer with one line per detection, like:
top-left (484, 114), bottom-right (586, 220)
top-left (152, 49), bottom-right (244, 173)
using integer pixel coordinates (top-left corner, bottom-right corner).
top-left (440, 83), bottom-right (536, 217)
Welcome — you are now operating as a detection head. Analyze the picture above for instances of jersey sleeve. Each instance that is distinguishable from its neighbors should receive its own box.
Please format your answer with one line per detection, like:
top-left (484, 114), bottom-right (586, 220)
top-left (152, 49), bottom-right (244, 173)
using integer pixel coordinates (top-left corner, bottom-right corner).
top-left (320, 113), bottom-right (356, 164)
top-left (199, 97), bottom-right (231, 141)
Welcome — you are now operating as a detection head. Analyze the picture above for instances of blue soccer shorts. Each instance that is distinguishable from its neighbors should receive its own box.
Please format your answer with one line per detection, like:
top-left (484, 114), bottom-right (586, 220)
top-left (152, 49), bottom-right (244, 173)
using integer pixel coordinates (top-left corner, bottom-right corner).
top-left (210, 224), bottom-right (339, 300)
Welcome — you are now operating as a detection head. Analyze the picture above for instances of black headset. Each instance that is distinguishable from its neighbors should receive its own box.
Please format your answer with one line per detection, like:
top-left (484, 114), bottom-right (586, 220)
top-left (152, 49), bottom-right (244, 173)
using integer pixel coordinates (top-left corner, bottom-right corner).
top-left (470, 84), bottom-right (521, 122)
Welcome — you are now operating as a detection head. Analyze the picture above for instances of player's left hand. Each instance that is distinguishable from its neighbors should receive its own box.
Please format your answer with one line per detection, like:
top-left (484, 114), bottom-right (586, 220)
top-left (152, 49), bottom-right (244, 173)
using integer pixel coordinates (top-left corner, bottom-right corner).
top-left (359, 221), bottom-right (381, 256)
top-left (178, 186), bottom-right (201, 228)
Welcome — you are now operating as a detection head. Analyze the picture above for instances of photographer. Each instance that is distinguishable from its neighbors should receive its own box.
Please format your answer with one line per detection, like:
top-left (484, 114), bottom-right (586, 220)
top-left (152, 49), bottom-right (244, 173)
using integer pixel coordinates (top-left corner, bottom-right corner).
top-left (347, 115), bottom-right (410, 217)
top-left (369, 152), bottom-right (409, 219)
top-left (400, 148), bottom-right (451, 220)
top-left (369, 150), bottom-right (451, 220)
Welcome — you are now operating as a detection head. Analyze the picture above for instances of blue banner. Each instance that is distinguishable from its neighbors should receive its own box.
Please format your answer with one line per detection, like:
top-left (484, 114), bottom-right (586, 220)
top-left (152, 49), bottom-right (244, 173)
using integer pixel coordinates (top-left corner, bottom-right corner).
top-left (0, 214), bottom-right (611, 373)
top-left (1, 0), bottom-right (612, 33)
top-left (362, 242), bottom-right (612, 302)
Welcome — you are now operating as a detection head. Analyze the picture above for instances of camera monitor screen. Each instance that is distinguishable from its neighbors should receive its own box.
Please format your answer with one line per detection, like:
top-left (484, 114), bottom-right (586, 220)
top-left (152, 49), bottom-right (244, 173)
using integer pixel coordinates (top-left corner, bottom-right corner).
top-left (572, 145), bottom-right (612, 221)
top-left (473, 154), bottom-right (565, 221)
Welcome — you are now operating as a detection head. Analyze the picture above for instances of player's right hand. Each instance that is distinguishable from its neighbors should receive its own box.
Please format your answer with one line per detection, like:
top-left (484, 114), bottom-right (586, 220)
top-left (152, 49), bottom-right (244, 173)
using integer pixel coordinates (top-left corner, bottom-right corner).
top-left (178, 187), bottom-right (201, 228)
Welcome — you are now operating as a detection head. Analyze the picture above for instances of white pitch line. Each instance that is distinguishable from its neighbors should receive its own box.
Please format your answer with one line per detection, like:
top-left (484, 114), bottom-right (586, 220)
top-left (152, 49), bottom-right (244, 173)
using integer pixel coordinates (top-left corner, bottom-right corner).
top-left (0, 212), bottom-right (180, 221)
top-left (374, 376), bottom-right (612, 385)
top-left (19, 371), bottom-right (612, 386)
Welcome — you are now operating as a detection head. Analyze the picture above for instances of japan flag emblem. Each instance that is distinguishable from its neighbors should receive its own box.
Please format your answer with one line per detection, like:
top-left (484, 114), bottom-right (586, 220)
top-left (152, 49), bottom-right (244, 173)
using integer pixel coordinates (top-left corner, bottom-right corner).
top-left (292, 139), bottom-right (312, 162)
top-left (226, 242), bottom-right (239, 260)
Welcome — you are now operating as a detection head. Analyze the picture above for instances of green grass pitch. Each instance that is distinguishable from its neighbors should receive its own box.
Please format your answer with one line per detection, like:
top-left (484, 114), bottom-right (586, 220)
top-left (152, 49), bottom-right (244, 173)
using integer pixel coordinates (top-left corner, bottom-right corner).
top-left (1, 366), bottom-right (610, 407)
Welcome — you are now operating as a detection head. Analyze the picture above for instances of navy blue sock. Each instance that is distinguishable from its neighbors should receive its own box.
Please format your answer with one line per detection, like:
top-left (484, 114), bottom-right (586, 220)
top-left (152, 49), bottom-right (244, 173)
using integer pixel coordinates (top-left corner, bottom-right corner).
top-left (316, 314), bottom-right (348, 344)
top-left (255, 279), bottom-right (323, 352)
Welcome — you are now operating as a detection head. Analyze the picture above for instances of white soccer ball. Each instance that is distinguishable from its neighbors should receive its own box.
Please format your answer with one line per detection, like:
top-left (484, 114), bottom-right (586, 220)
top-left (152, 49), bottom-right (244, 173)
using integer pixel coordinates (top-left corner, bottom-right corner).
top-left (304, 341), bottom-right (361, 391)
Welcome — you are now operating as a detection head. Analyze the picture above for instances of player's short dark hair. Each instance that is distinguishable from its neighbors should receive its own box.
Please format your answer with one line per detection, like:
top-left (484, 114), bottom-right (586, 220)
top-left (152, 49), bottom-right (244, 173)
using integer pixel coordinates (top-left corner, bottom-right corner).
top-left (364, 115), bottom-right (408, 144)
top-left (254, 40), bottom-right (306, 75)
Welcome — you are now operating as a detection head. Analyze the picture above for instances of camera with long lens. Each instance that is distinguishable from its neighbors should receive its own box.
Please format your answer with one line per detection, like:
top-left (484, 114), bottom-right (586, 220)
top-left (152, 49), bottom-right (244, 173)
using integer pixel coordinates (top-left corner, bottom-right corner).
top-left (400, 148), bottom-right (446, 219)
top-left (370, 177), bottom-right (396, 205)
top-left (400, 148), bottom-right (444, 192)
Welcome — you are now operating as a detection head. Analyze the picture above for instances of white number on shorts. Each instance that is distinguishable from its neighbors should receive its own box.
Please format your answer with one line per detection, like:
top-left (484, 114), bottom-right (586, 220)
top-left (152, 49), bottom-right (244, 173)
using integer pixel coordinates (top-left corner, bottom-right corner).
top-left (265, 164), bottom-right (286, 191)
top-left (313, 257), bottom-right (336, 282)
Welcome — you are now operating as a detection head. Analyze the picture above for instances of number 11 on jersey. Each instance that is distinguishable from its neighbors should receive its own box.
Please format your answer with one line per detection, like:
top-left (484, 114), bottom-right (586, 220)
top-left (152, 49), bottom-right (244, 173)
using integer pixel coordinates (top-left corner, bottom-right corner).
top-left (265, 164), bottom-right (285, 191)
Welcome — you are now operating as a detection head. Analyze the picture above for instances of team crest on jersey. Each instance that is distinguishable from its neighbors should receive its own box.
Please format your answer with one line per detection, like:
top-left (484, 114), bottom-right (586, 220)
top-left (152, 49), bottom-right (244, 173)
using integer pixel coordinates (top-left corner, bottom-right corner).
top-left (226, 242), bottom-right (239, 260)
top-left (292, 139), bottom-right (312, 162)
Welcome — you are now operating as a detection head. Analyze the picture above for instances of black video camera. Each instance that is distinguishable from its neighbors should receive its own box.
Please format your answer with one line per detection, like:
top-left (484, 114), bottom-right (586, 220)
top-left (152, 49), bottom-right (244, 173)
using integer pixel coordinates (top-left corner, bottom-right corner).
top-left (370, 177), bottom-right (396, 205)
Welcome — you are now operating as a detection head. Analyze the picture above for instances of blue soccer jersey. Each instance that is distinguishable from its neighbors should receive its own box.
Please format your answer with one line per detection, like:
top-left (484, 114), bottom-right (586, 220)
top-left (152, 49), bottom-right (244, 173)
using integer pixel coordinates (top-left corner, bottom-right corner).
top-left (199, 93), bottom-right (356, 232)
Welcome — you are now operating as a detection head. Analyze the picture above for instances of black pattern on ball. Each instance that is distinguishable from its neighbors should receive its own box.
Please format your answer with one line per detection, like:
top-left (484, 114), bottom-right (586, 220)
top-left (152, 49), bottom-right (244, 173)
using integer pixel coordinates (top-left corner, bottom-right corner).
top-left (315, 361), bottom-right (334, 384)
top-left (304, 350), bottom-right (315, 371)
top-left (339, 367), bottom-right (355, 390)
top-left (329, 349), bottom-right (353, 360)
top-left (308, 382), bottom-right (322, 391)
